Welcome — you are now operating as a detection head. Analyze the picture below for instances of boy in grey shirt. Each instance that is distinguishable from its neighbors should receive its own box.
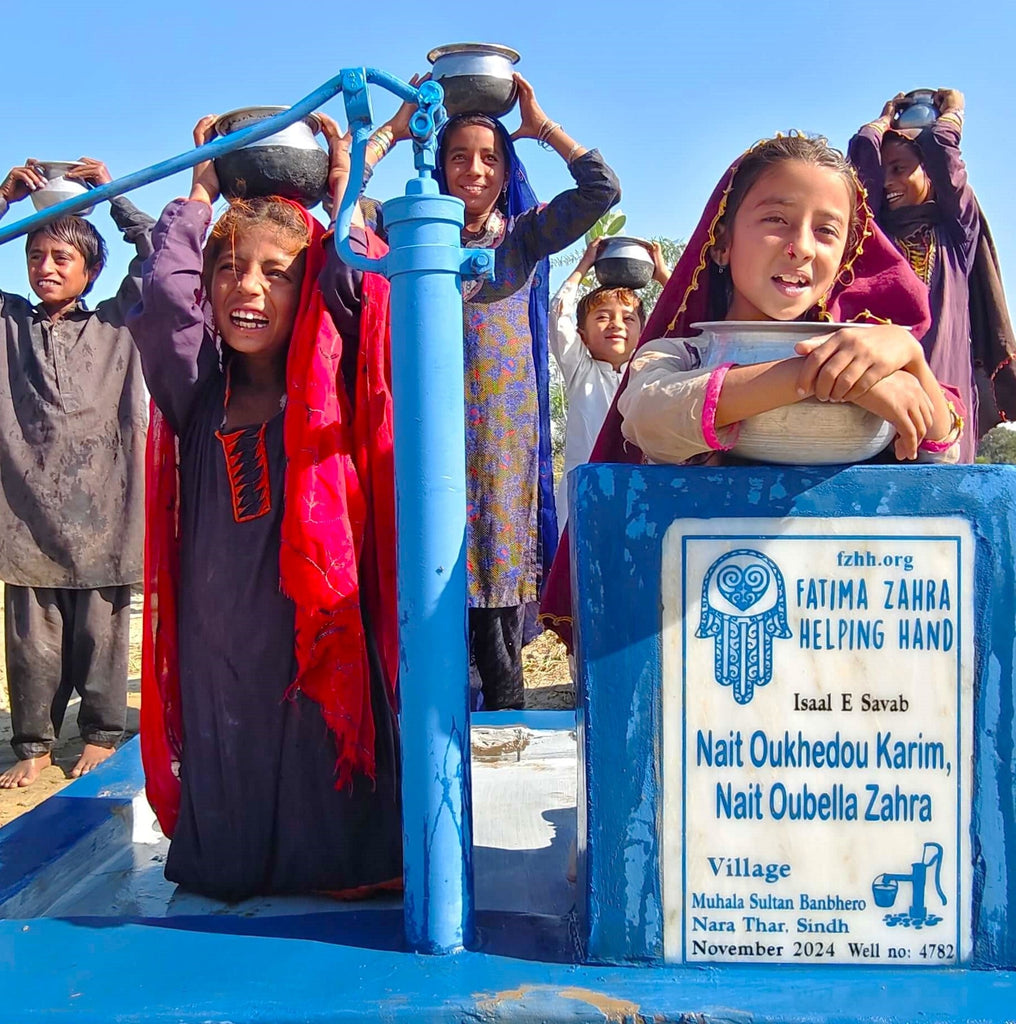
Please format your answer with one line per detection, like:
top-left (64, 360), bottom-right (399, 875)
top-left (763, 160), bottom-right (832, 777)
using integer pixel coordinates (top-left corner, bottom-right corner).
top-left (0, 158), bottom-right (152, 787)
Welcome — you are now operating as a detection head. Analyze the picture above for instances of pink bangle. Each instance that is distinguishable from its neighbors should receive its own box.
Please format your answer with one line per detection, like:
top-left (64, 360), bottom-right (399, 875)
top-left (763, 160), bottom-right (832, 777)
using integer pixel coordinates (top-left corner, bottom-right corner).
top-left (919, 437), bottom-right (955, 454)
top-left (919, 396), bottom-right (964, 453)
top-left (702, 363), bottom-right (740, 451)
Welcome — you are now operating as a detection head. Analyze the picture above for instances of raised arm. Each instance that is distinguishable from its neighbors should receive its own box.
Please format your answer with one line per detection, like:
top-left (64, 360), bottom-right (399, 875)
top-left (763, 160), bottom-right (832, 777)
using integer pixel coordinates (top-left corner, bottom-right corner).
top-left (317, 114), bottom-right (370, 341)
top-left (60, 158), bottom-right (157, 320)
top-left (508, 75), bottom-right (620, 266)
top-left (126, 117), bottom-right (223, 434)
top-left (550, 239), bottom-right (600, 383)
top-left (847, 95), bottom-right (902, 221)
top-left (0, 160), bottom-right (48, 223)
top-left (912, 91), bottom-right (979, 265)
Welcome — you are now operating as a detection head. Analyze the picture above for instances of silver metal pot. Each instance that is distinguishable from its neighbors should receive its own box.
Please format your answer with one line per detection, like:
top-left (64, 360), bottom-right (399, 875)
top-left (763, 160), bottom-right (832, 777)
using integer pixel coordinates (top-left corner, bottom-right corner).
top-left (30, 161), bottom-right (94, 216)
top-left (212, 106), bottom-right (329, 207)
top-left (427, 43), bottom-right (520, 118)
top-left (690, 320), bottom-right (895, 464)
top-left (594, 236), bottom-right (654, 289)
top-left (892, 89), bottom-right (939, 130)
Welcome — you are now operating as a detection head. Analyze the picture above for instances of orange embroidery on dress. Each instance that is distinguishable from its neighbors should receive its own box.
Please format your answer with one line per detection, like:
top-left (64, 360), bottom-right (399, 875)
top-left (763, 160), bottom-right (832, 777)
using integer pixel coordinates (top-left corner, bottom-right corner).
top-left (897, 225), bottom-right (936, 285)
top-left (216, 424), bottom-right (272, 523)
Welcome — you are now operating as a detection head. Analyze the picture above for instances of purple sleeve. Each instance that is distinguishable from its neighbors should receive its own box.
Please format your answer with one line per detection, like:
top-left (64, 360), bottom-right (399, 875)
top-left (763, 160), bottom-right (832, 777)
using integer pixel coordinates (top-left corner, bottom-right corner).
top-left (318, 226), bottom-right (368, 340)
top-left (127, 199), bottom-right (219, 434)
top-left (847, 123), bottom-right (887, 220)
top-left (914, 117), bottom-right (980, 268)
top-left (511, 150), bottom-right (621, 268)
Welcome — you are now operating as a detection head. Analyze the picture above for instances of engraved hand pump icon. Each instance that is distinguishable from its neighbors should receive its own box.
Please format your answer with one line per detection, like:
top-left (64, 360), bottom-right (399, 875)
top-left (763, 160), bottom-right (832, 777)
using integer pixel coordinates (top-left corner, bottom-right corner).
top-left (872, 842), bottom-right (946, 926)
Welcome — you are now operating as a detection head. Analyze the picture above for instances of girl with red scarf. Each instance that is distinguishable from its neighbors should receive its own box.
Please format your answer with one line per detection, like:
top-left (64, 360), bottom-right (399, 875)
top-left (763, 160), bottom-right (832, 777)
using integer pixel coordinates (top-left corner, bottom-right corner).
top-left (128, 116), bottom-right (401, 900)
top-left (541, 134), bottom-right (964, 650)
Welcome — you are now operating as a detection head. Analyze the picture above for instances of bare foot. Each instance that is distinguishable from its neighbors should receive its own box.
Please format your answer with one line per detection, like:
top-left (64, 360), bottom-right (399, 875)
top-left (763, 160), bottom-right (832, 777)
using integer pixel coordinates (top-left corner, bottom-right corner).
top-left (70, 743), bottom-right (114, 778)
top-left (0, 753), bottom-right (52, 788)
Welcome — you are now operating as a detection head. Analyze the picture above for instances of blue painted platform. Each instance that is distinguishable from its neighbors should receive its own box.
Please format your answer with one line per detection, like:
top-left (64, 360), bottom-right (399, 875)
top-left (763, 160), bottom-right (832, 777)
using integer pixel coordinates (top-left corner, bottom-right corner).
top-left (2, 717), bottom-right (1015, 1020)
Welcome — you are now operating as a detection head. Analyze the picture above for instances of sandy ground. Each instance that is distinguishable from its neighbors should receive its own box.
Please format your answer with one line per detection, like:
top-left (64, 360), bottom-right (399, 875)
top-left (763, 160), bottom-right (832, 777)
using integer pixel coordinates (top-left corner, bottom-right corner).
top-left (0, 590), bottom-right (144, 827)
top-left (0, 590), bottom-right (572, 827)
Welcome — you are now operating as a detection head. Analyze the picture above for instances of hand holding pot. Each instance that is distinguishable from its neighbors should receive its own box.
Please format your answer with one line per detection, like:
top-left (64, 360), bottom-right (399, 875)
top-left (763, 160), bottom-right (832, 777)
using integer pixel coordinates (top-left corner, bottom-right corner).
top-left (794, 324), bottom-right (923, 403)
top-left (850, 370), bottom-right (934, 461)
top-left (1, 162), bottom-right (48, 204)
top-left (190, 115), bottom-right (221, 207)
top-left (650, 241), bottom-right (671, 286)
top-left (510, 73), bottom-right (586, 164)
top-left (509, 74), bottom-right (550, 141)
top-left (63, 157), bottom-right (112, 187)
top-left (880, 93), bottom-right (907, 121)
top-left (574, 238), bottom-right (603, 279)
top-left (934, 88), bottom-right (964, 115)
top-left (387, 73), bottom-right (429, 144)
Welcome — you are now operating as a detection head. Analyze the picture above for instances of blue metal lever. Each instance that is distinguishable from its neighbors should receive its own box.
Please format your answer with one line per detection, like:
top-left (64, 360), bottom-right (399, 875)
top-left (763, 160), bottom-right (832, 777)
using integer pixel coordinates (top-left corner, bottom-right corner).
top-left (0, 75), bottom-right (347, 245)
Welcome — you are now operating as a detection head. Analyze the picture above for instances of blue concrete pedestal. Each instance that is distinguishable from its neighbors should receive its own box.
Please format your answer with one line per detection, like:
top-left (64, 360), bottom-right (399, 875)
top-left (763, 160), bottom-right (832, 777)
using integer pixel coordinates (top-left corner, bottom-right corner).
top-left (571, 463), bottom-right (1016, 997)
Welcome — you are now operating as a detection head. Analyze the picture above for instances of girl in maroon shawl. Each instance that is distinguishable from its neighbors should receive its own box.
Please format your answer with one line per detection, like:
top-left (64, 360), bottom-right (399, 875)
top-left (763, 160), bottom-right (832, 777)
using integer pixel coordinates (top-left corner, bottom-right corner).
top-left (849, 89), bottom-right (1016, 460)
top-left (541, 134), bottom-right (963, 649)
top-left (129, 117), bottom-right (401, 900)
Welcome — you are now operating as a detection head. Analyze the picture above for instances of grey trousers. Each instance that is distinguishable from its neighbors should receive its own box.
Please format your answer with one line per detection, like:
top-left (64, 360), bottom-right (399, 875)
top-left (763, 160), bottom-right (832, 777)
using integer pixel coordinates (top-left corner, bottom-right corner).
top-left (4, 584), bottom-right (130, 760)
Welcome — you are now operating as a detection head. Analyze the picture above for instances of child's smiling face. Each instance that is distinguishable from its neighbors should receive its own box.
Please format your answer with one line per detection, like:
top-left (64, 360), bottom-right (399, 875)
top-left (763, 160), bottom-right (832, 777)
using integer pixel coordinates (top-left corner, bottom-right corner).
top-left (881, 137), bottom-right (932, 210)
top-left (27, 235), bottom-right (96, 312)
top-left (579, 294), bottom-right (641, 369)
top-left (719, 159), bottom-right (854, 321)
top-left (442, 123), bottom-right (507, 228)
top-left (210, 225), bottom-right (306, 361)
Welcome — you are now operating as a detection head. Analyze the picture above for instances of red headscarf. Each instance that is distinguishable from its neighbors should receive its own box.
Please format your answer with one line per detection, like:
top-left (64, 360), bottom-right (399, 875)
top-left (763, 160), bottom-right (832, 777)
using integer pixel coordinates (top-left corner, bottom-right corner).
top-left (539, 137), bottom-right (933, 649)
top-left (140, 201), bottom-right (397, 837)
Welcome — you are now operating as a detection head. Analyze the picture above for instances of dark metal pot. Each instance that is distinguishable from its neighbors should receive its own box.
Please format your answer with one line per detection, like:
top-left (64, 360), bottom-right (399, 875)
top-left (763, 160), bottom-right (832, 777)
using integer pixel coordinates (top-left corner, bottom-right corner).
top-left (213, 106), bottom-right (329, 208)
top-left (427, 43), bottom-right (520, 118)
top-left (594, 236), bottom-right (654, 290)
top-left (892, 89), bottom-right (939, 130)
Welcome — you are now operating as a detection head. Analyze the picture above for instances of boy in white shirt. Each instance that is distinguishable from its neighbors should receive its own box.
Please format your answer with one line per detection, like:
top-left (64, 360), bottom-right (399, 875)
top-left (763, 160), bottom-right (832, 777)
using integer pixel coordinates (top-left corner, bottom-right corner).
top-left (550, 239), bottom-right (670, 528)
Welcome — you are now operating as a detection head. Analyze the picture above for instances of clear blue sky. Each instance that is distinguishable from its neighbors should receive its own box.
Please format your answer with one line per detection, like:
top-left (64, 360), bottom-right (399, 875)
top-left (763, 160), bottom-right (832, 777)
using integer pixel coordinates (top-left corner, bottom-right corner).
top-left (2, 0), bottom-right (1014, 304)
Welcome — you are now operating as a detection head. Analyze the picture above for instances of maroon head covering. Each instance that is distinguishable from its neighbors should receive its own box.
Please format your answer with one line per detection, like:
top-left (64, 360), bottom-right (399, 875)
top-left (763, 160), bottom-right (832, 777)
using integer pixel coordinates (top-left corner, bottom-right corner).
top-left (539, 136), bottom-right (933, 649)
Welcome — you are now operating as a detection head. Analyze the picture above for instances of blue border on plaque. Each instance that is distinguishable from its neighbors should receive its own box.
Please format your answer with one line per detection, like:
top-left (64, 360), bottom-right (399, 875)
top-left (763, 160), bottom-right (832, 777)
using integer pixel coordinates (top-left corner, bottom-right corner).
top-left (677, 531), bottom-right (967, 964)
top-left (570, 463), bottom-right (1016, 968)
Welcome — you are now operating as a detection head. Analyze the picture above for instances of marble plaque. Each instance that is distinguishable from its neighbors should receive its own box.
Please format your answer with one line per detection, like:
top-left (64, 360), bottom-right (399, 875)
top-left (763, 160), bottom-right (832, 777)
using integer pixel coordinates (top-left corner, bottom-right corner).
top-left (661, 517), bottom-right (974, 966)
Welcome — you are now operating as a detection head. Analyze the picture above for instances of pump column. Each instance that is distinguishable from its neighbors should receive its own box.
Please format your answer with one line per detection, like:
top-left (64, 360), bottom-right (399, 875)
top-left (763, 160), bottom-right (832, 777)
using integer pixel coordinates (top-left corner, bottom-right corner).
top-left (382, 177), bottom-right (489, 954)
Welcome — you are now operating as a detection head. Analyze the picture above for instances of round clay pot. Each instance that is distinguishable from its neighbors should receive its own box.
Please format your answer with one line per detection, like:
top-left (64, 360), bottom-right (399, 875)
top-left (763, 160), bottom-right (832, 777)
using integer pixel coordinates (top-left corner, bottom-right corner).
top-left (30, 161), bottom-right (94, 216)
top-left (427, 43), bottom-right (520, 118)
top-left (594, 237), bottom-right (655, 289)
top-left (691, 320), bottom-right (896, 465)
top-left (213, 106), bottom-right (329, 208)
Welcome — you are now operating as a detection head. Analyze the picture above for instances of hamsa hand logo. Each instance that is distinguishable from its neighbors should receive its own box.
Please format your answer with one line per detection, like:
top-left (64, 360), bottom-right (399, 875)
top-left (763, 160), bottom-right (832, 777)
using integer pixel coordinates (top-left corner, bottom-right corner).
top-left (697, 549), bottom-right (792, 705)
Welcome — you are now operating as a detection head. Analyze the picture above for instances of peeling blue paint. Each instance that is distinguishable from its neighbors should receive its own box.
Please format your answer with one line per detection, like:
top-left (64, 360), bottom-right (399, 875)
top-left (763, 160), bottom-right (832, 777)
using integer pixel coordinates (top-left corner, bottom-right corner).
top-left (572, 463), bottom-right (1016, 973)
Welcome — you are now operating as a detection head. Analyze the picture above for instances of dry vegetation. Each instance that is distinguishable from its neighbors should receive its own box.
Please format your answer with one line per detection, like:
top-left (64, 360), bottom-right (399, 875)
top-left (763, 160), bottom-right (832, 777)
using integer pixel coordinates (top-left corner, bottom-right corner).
top-left (521, 629), bottom-right (574, 709)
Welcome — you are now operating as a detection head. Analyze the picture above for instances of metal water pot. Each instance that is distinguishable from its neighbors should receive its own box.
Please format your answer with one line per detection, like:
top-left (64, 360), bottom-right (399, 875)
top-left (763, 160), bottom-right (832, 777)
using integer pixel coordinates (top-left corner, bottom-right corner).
top-left (213, 106), bottom-right (329, 208)
top-left (691, 320), bottom-right (895, 464)
top-left (30, 161), bottom-right (94, 216)
top-left (594, 237), bottom-right (655, 289)
top-left (427, 43), bottom-right (520, 118)
top-left (892, 89), bottom-right (939, 130)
